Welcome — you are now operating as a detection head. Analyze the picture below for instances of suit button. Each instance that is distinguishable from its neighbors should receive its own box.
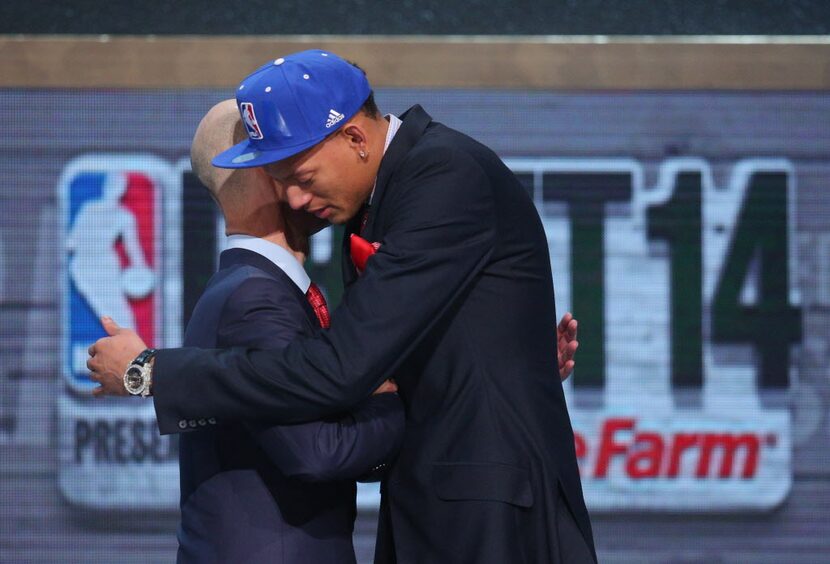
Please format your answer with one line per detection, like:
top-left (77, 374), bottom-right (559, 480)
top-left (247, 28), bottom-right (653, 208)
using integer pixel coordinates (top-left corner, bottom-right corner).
top-left (208, 418), bottom-right (217, 425)
top-left (188, 420), bottom-right (197, 428)
top-left (198, 419), bottom-right (207, 427)
top-left (178, 420), bottom-right (187, 429)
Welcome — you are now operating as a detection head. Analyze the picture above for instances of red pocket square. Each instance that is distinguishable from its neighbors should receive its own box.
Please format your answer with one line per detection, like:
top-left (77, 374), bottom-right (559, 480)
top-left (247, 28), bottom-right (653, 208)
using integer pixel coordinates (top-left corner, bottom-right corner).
top-left (350, 234), bottom-right (381, 273)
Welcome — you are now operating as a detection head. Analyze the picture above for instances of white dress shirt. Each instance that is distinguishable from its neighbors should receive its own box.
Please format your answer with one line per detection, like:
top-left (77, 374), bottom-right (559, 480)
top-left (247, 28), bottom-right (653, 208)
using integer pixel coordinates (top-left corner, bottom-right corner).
top-left (369, 113), bottom-right (402, 205)
top-left (225, 234), bottom-right (310, 293)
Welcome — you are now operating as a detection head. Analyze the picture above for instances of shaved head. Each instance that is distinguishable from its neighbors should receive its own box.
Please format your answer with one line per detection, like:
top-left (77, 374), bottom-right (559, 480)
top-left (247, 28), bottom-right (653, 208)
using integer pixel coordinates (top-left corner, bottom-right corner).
top-left (191, 99), bottom-right (283, 234)
top-left (190, 99), bottom-right (250, 207)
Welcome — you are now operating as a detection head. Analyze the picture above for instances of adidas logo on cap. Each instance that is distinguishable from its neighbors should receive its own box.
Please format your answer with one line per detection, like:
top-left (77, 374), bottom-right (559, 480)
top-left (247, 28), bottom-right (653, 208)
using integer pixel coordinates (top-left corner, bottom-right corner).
top-left (325, 109), bottom-right (345, 128)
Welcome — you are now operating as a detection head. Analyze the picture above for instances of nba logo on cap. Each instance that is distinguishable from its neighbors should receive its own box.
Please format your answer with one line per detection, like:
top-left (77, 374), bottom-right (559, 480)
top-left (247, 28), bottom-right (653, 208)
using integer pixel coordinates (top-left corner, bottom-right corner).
top-left (59, 155), bottom-right (169, 393)
top-left (240, 102), bottom-right (264, 140)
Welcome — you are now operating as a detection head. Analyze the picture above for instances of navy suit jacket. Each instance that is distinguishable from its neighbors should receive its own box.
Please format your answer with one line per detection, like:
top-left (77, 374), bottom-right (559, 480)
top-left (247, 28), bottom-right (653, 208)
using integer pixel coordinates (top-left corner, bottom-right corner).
top-left (156, 106), bottom-right (596, 563)
top-left (176, 247), bottom-right (404, 564)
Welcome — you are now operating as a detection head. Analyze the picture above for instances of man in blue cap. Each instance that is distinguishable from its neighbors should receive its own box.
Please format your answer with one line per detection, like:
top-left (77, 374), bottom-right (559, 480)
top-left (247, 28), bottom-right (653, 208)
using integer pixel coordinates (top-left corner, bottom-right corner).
top-left (89, 49), bottom-right (595, 563)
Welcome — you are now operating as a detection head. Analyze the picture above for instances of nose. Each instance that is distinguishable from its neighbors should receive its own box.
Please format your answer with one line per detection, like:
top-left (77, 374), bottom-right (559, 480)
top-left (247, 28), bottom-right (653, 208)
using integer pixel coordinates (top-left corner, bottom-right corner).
top-left (284, 185), bottom-right (313, 210)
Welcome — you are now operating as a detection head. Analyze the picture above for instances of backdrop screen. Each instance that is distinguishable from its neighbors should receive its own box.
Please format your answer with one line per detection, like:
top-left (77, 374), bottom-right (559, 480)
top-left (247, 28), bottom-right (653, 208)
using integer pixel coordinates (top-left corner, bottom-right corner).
top-left (0, 89), bottom-right (827, 562)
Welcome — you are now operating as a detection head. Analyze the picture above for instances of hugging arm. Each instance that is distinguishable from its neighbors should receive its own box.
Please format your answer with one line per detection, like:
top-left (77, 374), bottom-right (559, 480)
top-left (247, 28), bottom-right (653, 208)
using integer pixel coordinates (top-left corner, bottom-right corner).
top-left (215, 276), bottom-right (405, 481)
top-left (152, 149), bottom-right (495, 433)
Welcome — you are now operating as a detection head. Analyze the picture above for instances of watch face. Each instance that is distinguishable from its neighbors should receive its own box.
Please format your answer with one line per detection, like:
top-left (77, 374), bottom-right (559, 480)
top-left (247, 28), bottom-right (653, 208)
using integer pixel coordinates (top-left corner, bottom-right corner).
top-left (125, 366), bottom-right (145, 394)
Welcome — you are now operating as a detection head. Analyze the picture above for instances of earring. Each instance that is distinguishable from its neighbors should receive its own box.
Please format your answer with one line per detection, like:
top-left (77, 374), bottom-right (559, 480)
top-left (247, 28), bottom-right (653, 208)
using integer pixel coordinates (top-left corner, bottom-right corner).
top-left (359, 150), bottom-right (367, 159)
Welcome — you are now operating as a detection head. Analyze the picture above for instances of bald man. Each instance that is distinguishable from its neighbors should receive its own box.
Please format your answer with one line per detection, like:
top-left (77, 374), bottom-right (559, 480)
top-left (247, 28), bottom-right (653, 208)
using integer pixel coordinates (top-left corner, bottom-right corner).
top-left (174, 100), bottom-right (404, 564)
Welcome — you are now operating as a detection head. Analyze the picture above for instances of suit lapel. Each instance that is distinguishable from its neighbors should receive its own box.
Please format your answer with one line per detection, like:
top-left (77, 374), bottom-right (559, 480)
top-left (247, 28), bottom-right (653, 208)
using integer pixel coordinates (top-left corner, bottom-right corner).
top-left (363, 105), bottom-right (432, 239)
top-left (341, 105), bottom-right (433, 286)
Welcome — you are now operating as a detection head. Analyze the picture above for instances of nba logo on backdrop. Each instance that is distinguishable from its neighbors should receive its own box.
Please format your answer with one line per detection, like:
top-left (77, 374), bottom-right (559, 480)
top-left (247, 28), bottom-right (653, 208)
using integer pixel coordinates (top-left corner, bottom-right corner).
top-left (60, 155), bottom-right (174, 393)
top-left (58, 155), bottom-right (181, 509)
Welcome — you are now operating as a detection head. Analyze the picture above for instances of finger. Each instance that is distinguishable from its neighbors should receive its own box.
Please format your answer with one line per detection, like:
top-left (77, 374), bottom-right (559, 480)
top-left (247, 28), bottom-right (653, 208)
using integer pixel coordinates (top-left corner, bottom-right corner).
top-left (557, 312), bottom-right (571, 333)
top-left (86, 356), bottom-right (98, 373)
top-left (92, 386), bottom-right (105, 398)
top-left (559, 321), bottom-right (576, 342)
top-left (560, 360), bottom-right (575, 381)
top-left (88, 371), bottom-right (101, 383)
top-left (101, 316), bottom-right (120, 336)
top-left (92, 336), bottom-right (109, 353)
top-left (562, 340), bottom-right (578, 361)
top-left (88, 343), bottom-right (96, 357)
top-left (559, 342), bottom-right (577, 366)
top-left (373, 380), bottom-right (398, 394)
top-left (567, 319), bottom-right (578, 339)
top-left (559, 323), bottom-right (577, 345)
top-left (558, 330), bottom-right (576, 349)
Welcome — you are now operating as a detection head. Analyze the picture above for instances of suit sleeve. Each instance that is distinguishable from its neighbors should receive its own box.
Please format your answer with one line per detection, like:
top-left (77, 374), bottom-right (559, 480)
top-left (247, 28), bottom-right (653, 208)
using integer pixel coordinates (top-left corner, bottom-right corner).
top-left (216, 276), bottom-right (406, 481)
top-left (248, 393), bottom-right (405, 482)
top-left (153, 146), bottom-right (496, 433)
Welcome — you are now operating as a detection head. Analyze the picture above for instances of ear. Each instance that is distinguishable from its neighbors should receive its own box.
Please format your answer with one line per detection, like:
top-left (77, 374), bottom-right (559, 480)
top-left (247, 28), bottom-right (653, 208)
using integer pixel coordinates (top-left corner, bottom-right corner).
top-left (340, 122), bottom-right (368, 155)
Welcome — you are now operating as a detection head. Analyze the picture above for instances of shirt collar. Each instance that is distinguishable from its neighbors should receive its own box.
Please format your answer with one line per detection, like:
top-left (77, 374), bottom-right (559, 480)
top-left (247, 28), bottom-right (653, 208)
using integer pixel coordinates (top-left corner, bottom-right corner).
top-left (369, 113), bottom-right (403, 205)
top-left (225, 234), bottom-right (311, 293)
top-left (383, 113), bottom-right (403, 154)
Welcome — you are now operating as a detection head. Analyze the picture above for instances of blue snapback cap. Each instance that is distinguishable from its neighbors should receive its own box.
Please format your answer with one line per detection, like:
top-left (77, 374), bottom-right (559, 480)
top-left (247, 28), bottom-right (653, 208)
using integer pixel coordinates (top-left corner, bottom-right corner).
top-left (212, 49), bottom-right (371, 169)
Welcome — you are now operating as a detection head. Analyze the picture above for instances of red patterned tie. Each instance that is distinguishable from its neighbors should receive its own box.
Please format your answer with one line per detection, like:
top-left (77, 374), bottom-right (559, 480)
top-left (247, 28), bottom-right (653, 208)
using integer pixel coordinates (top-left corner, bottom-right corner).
top-left (306, 282), bottom-right (331, 329)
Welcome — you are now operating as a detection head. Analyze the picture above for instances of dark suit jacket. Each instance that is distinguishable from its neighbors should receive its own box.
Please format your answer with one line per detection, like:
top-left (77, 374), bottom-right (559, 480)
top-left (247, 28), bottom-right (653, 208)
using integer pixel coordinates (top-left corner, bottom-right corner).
top-left (156, 106), bottom-right (596, 563)
top-left (176, 247), bottom-right (404, 564)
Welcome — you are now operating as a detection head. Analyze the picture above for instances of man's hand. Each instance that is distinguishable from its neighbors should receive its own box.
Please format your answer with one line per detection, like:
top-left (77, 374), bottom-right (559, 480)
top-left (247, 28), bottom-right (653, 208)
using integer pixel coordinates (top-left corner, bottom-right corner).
top-left (87, 317), bottom-right (147, 397)
top-left (372, 379), bottom-right (398, 395)
top-left (557, 312), bottom-right (578, 381)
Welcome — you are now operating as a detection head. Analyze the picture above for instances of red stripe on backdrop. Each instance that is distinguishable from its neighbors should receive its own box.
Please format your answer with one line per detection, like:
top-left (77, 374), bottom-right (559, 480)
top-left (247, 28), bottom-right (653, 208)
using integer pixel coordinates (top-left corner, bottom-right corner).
top-left (114, 172), bottom-right (156, 346)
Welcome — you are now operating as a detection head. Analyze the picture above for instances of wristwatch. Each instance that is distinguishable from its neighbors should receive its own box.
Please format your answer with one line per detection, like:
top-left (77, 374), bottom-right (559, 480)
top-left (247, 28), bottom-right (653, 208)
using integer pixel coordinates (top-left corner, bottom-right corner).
top-left (123, 348), bottom-right (157, 397)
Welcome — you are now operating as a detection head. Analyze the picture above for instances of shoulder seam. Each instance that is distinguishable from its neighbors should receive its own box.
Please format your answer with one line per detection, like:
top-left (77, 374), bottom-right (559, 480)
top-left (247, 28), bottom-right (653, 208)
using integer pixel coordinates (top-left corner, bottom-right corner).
top-left (217, 271), bottom-right (298, 332)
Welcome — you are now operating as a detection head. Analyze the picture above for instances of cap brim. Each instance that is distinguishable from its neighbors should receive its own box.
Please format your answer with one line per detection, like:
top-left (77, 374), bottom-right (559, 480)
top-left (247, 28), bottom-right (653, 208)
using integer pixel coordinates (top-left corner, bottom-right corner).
top-left (211, 135), bottom-right (326, 169)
